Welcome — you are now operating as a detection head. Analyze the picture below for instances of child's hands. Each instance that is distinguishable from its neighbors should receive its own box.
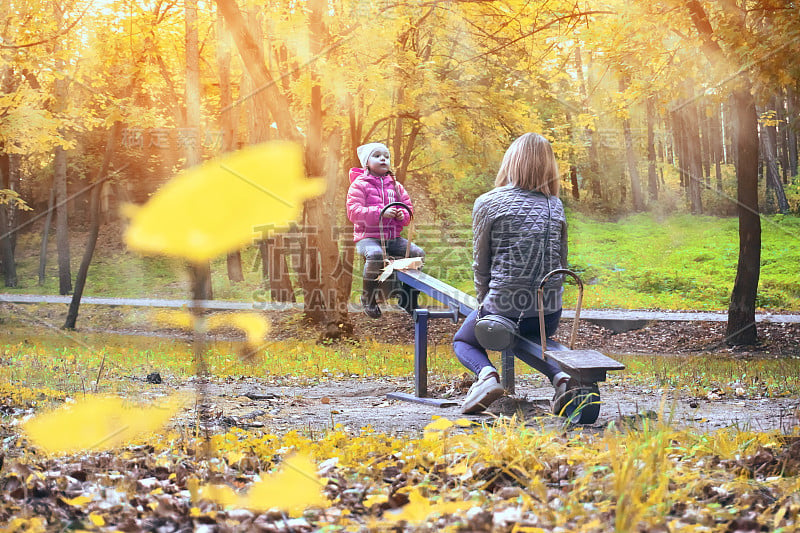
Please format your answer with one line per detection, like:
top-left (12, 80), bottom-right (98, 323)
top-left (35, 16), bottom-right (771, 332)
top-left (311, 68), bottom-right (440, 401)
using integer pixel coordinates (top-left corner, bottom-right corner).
top-left (382, 207), bottom-right (399, 219)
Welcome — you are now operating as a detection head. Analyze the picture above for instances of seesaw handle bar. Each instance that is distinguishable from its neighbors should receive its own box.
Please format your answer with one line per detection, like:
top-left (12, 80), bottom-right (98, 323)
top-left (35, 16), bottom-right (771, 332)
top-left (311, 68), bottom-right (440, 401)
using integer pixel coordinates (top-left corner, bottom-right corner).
top-left (378, 202), bottom-right (414, 263)
top-left (537, 269), bottom-right (585, 352)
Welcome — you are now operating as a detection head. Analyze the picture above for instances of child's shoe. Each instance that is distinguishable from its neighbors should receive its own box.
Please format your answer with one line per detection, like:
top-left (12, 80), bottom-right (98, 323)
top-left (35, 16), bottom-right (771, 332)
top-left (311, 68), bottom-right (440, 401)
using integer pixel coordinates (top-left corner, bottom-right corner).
top-left (361, 294), bottom-right (382, 319)
top-left (361, 279), bottom-right (382, 319)
top-left (461, 366), bottom-right (504, 414)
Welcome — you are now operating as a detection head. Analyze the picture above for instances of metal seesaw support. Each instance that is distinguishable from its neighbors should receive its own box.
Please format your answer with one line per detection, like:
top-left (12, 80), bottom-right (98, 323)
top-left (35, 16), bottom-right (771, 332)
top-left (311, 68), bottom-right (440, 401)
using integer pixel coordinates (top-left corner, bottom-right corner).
top-left (385, 306), bottom-right (461, 407)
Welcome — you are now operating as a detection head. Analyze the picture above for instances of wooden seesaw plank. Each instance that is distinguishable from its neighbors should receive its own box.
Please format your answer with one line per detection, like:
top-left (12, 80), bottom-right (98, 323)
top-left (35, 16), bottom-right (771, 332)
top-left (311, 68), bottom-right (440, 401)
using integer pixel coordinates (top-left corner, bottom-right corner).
top-left (544, 349), bottom-right (626, 384)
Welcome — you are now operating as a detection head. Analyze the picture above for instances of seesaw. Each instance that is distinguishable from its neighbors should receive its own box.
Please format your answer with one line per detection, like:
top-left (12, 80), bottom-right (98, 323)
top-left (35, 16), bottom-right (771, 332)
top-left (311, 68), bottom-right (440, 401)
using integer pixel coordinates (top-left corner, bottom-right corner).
top-left (373, 203), bottom-right (624, 424)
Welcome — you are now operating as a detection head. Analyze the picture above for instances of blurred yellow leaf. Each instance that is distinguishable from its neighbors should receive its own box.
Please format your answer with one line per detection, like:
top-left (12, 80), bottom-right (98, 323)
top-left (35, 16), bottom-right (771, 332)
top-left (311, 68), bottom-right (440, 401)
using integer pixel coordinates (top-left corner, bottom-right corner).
top-left (386, 487), bottom-right (469, 524)
top-left (447, 462), bottom-right (469, 476)
top-left (226, 450), bottom-right (245, 465)
top-left (153, 310), bottom-right (194, 330)
top-left (199, 453), bottom-right (327, 512)
top-left (24, 394), bottom-right (189, 454)
top-left (425, 418), bottom-right (454, 431)
top-left (88, 513), bottom-right (105, 526)
top-left (363, 494), bottom-right (389, 507)
top-left (125, 141), bottom-right (325, 262)
top-left (207, 313), bottom-right (269, 347)
top-left (60, 495), bottom-right (92, 507)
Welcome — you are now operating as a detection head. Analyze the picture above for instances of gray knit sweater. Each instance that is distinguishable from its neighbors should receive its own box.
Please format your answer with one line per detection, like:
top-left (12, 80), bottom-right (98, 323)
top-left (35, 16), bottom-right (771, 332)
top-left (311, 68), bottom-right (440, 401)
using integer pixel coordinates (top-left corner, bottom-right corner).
top-left (472, 185), bottom-right (568, 317)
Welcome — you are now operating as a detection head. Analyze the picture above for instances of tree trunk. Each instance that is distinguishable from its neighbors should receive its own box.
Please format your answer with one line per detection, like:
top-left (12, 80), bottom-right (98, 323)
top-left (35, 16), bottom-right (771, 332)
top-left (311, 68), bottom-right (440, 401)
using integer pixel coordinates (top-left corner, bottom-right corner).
top-left (397, 122), bottom-right (420, 185)
top-left (569, 165), bottom-right (580, 201)
top-left (298, 0), bottom-right (329, 324)
top-left (269, 234), bottom-right (295, 302)
top-left (186, 0), bottom-right (213, 299)
top-left (226, 252), bottom-right (244, 283)
top-left (671, 110), bottom-right (689, 191)
top-left (621, 106), bottom-right (644, 210)
top-left (726, 87), bottom-right (760, 346)
top-left (214, 0), bottom-right (298, 141)
top-left (64, 125), bottom-right (119, 329)
top-left (646, 97), bottom-right (659, 202)
top-left (216, 12), bottom-right (244, 283)
top-left (577, 48), bottom-right (602, 199)
top-left (319, 133), bottom-right (354, 339)
top-left (53, 1), bottom-right (72, 295)
top-left (54, 144), bottom-right (71, 294)
top-left (0, 203), bottom-right (15, 287)
top-left (711, 102), bottom-right (723, 192)
top-left (0, 154), bottom-right (15, 287)
top-left (63, 183), bottom-right (100, 329)
top-left (1, 152), bottom-right (20, 252)
top-left (347, 94), bottom-right (363, 166)
top-left (682, 102), bottom-right (704, 214)
top-left (392, 88), bottom-right (404, 180)
top-left (700, 102), bottom-right (712, 186)
top-left (760, 113), bottom-right (790, 214)
top-left (787, 85), bottom-right (798, 178)
top-left (216, 10), bottom-right (238, 153)
top-left (244, 5), bottom-right (271, 144)
top-left (777, 94), bottom-right (790, 185)
top-left (39, 188), bottom-right (55, 285)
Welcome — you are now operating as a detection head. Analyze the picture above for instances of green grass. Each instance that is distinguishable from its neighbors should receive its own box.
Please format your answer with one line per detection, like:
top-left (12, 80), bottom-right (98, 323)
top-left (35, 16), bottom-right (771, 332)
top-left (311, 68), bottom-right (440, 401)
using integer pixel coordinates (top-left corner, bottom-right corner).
top-left (3, 334), bottom-right (800, 401)
top-left (5, 213), bottom-right (800, 311)
top-left (566, 213), bottom-right (800, 311)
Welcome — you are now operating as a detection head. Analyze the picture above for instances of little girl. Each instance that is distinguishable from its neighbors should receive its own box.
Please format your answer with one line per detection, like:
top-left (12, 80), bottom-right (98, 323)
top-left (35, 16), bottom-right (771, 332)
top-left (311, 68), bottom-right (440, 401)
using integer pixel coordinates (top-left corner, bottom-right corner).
top-left (346, 142), bottom-right (425, 318)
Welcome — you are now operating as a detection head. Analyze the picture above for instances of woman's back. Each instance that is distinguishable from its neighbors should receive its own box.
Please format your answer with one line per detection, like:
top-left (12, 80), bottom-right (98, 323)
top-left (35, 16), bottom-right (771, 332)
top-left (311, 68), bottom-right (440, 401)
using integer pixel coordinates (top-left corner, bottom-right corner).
top-left (473, 185), bottom-right (567, 317)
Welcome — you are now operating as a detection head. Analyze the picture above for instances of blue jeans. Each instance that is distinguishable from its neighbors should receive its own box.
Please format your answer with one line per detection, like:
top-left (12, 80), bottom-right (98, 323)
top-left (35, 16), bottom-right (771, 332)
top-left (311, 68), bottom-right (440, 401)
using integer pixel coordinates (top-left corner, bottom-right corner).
top-left (453, 307), bottom-right (563, 380)
top-left (356, 237), bottom-right (425, 280)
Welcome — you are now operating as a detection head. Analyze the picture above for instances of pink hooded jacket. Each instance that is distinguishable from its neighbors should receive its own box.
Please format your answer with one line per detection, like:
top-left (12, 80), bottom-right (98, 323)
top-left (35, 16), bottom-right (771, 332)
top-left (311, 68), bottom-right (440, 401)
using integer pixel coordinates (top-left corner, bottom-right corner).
top-left (346, 168), bottom-right (413, 242)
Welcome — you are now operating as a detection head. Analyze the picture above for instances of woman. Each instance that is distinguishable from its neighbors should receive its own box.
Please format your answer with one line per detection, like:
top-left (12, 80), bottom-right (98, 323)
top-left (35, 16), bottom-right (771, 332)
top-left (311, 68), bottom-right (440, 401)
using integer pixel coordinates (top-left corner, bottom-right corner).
top-left (454, 133), bottom-right (576, 414)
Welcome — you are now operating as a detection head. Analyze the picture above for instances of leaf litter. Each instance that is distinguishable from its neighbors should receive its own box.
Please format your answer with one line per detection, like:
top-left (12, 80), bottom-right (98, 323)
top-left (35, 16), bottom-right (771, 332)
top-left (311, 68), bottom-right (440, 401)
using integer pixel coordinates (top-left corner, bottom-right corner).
top-left (2, 309), bottom-right (799, 531)
top-left (3, 369), bottom-right (800, 532)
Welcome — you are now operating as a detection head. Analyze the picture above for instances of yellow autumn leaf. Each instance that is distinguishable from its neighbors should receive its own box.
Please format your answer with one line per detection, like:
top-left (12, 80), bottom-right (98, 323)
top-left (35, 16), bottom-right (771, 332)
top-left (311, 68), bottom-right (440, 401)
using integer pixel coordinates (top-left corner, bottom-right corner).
top-left (447, 462), bottom-right (469, 476)
top-left (201, 484), bottom-right (239, 508)
top-left (23, 393), bottom-right (189, 454)
top-left (424, 417), bottom-right (454, 431)
top-left (363, 494), bottom-right (389, 507)
top-left (125, 141), bottom-right (325, 263)
top-left (60, 495), bottom-right (92, 507)
top-left (385, 487), bottom-right (470, 524)
top-left (88, 513), bottom-right (105, 526)
top-left (152, 310), bottom-right (194, 330)
top-left (199, 453), bottom-right (327, 512)
top-left (207, 313), bottom-right (269, 347)
top-left (226, 450), bottom-right (245, 465)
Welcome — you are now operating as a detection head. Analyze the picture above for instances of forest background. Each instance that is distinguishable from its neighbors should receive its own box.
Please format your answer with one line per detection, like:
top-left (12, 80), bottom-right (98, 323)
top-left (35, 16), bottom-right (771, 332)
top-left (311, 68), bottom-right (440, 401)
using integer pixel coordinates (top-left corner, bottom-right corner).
top-left (1, 0), bottom-right (799, 347)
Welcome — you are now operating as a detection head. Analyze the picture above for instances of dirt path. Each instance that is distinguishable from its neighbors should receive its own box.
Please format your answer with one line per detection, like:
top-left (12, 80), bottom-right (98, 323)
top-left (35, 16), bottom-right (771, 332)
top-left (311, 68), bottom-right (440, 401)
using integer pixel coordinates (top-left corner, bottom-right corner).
top-left (169, 375), bottom-right (800, 436)
top-left (4, 303), bottom-right (799, 436)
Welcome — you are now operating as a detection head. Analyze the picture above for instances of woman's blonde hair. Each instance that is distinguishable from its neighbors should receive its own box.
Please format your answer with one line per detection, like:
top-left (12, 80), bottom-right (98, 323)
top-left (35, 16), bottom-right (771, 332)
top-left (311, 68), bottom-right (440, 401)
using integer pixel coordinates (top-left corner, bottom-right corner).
top-left (494, 133), bottom-right (560, 196)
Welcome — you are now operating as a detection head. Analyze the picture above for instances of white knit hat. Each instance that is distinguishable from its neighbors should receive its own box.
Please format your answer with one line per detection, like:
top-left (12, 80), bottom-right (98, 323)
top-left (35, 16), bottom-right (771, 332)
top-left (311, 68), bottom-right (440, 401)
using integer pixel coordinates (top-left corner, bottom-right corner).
top-left (357, 142), bottom-right (389, 168)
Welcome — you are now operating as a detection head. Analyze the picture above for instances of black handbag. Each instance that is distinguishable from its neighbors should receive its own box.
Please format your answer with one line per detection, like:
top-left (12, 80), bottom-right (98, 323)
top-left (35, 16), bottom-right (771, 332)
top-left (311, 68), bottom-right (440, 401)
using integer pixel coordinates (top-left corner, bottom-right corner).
top-left (474, 313), bottom-right (519, 351)
top-left (473, 194), bottom-right (553, 352)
